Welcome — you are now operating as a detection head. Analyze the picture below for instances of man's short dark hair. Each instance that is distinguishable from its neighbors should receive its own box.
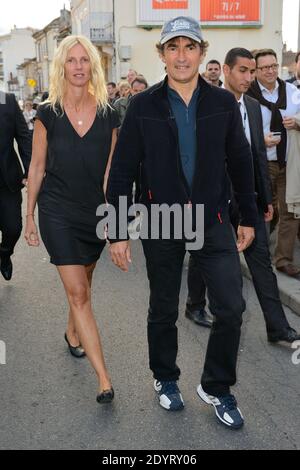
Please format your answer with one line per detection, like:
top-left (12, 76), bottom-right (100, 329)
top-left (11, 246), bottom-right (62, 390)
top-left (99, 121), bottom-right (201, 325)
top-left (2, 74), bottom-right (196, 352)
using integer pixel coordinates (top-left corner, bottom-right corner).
top-left (107, 82), bottom-right (117, 88)
top-left (131, 76), bottom-right (148, 89)
top-left (156, 38), bottom-right (209, 55)
top-left (295, 51), bottom-right (300, 63)
top-left (224, 48), bottom-right (254, 69)
top-left (206, 60), bottom-right (221, 69)
top-left (253, 49), bottom-right (277, 65)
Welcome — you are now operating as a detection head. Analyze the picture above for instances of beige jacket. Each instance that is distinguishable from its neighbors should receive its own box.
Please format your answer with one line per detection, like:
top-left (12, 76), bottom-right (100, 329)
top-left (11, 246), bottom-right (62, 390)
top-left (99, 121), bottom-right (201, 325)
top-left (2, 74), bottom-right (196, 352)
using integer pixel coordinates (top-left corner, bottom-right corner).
top-left (286, 113), bottom-right (300, 218)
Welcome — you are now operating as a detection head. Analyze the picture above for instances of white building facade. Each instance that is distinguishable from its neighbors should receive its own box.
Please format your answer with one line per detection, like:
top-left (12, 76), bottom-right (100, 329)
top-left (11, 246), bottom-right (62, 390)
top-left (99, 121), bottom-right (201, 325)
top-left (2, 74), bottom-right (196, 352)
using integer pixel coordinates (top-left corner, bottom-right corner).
top-left (0, 28), bottom-right (36, 97)
top-left (33, 9), bottom-right (72, 94)
top-left (71, 0), bottom-right (284, 85)
top-left (71, 0), bottom-right (115, 81)
top-left (33, 18), bottom-right (61, 94)
top-left (17, 58), bottom-right (38, 101)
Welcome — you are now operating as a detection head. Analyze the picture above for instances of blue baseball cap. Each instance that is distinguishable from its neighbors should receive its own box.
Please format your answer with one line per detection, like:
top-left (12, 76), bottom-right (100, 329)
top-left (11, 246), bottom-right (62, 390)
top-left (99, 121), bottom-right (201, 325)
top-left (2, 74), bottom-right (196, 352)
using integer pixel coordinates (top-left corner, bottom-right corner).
top-left (160, 16), bottom-right (204, 45)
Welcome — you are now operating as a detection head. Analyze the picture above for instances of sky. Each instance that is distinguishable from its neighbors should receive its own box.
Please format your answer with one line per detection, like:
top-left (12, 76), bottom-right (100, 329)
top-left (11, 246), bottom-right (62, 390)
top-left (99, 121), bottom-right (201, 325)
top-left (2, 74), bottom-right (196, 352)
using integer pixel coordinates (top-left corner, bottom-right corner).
top-left (0, 0), bottom-right (70, 35)
top-left (283, 0), bottom-right (299, 50)
top-left (0, 0), bottom-right (299, 51)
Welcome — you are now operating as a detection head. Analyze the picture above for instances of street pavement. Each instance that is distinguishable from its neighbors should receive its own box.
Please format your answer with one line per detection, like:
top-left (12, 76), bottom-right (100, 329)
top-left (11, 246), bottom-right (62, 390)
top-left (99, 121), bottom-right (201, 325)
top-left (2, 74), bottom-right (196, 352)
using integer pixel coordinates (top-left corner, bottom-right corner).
top-left (1, 218), bottom-right (300, 450)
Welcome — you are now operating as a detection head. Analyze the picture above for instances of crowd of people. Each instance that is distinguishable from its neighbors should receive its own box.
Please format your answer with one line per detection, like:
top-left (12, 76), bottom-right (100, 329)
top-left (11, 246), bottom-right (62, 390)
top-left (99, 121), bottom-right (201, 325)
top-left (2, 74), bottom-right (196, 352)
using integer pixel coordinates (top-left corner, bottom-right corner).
top-left (1, 15), bottom-right (300, 431)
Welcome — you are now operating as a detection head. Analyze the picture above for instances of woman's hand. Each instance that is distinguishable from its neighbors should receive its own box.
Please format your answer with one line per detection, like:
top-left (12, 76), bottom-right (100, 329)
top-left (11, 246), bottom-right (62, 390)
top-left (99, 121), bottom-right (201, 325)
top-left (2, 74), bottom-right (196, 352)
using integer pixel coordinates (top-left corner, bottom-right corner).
top-left (109, 240), bottom-right (131, 272)
top-left (24, 215), bottom-right (40, 247)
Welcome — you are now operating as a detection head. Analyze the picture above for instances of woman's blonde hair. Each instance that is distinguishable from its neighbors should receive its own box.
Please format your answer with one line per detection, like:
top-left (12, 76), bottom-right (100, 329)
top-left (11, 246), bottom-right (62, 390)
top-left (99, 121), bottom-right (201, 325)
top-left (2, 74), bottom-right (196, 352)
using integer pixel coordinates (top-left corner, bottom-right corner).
top-left (47, 35), bottom-right (108, 112)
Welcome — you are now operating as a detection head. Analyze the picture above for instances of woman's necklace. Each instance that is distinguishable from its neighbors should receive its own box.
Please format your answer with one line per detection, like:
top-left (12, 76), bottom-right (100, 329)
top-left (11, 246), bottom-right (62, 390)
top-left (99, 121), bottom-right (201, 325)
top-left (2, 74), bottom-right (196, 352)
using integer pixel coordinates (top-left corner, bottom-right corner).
top-left (75, 105), bottom-right (84, 126)
top-left (65, 102), bottom-right (85, 126)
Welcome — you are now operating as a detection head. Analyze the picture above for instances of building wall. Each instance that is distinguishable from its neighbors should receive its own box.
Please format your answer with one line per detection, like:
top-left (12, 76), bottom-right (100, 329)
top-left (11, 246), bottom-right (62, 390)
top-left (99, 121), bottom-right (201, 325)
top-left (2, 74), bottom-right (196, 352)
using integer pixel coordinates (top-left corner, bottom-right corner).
top-left (72, 0), bottom-right (113, 38)
top-left (0, 34), bottom-right (11, 89)
top-left (34, 26), bottom-right (59, 92)
top-left (17, 60), bottom-right (38, 101)
top-left (114, 0), bottom-right (283, 84)
top-left (0, 50), bottom-right (4, 83)
top-left (71, 0), bottom-right (114, 81)
top-left (71, 0), bottom-right (88, 36)
top-left (0, 28), bottom-right (36, 94)
top-left (70, 0), bottom-right (283, 84)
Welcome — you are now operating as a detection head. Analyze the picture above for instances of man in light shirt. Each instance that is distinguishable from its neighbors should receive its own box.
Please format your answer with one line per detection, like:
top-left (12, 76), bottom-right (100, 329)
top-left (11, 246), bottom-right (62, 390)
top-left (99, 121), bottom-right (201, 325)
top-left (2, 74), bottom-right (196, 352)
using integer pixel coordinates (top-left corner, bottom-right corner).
top-left (248, 49), bottom-right (300, 277)
top-left (286, 51), bottom-right (300, 89)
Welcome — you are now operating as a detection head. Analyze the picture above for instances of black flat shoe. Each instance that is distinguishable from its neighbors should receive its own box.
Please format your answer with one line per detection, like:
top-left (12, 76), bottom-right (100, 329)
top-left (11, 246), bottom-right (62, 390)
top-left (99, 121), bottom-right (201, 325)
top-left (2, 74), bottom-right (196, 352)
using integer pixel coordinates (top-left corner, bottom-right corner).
top-left (96, 387), bottom-right (115, 404)
top-left (64, 333), bottom-right (86, 358)
top-left (0, 256), bottom-right (13, 281)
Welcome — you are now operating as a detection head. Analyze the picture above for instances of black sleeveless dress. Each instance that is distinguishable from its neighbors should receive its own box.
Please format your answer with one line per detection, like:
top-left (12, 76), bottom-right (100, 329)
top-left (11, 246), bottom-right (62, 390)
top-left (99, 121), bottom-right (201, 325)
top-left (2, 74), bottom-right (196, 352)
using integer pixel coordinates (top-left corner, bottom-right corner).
top-left (36, 104), bottom-right (119, 265)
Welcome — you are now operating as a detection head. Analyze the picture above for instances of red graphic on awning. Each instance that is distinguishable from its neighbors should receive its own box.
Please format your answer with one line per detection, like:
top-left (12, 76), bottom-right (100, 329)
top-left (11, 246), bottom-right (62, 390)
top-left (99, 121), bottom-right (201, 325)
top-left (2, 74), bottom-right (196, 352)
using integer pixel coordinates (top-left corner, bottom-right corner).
top-left (153, 0), bottom-right (189, 10)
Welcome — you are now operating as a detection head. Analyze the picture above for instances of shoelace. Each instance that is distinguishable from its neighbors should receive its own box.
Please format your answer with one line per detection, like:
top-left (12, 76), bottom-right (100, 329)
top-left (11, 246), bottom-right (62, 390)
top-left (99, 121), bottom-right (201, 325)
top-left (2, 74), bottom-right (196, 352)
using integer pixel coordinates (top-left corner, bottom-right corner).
top-left (221, 395), bottom-right (237, 410)
top-left (161, 381), bottom-right (180, 395)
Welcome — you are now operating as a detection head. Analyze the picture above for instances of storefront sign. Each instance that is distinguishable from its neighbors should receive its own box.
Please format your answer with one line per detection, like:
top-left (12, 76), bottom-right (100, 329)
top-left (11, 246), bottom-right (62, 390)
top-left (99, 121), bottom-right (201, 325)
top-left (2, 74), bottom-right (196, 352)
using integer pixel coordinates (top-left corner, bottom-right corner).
top-left (137, 0), bottom-right (263, 26)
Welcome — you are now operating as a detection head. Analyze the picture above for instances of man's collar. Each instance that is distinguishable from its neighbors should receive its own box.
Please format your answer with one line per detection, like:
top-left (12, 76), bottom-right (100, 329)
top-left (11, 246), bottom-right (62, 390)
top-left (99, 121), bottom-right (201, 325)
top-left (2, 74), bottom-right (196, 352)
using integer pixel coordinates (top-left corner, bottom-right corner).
top-left (150, 73), bottom-right (211, 96)
top-left (257, 79), bottom-right (279, 93)
top-left (222, 83), bottom-right (244, 104)
top-left (238, 94), bottom-right (245, 106)
top-left (167, 83), bottom-right (200, 97)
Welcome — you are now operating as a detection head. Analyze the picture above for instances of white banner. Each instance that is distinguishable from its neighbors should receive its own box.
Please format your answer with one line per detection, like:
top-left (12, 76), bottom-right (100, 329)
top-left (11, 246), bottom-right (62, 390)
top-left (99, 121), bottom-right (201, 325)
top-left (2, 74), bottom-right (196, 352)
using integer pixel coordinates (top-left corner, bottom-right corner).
top-left (136, 0), bottom-right (200, 26)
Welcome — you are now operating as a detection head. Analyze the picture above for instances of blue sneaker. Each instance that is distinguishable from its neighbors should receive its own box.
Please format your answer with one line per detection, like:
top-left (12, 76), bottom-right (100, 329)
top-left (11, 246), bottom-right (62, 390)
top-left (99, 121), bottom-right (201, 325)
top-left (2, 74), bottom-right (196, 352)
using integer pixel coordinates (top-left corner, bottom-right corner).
top-left (154, 380), bottom-right (184, 411)
top-left (197, 384), bottom-right (244, 430)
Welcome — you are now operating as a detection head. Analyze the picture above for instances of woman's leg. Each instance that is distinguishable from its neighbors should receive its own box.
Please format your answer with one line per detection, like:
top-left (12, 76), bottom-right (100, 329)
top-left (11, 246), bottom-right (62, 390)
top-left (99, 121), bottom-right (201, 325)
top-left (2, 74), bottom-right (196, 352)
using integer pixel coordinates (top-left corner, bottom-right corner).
top-left (66, 262), bottom-right (96, 346)
top-left (57, 264), bottom-right (111, 393)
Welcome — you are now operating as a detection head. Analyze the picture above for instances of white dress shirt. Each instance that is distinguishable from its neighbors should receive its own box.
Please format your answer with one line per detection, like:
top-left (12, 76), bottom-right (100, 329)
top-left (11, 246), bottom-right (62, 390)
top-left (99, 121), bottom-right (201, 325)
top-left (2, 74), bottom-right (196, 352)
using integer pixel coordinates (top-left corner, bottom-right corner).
top-left (257, 80), bottom-right (300, 161)
top-left (221, 85), bottom-right (251, 144)
top-left (238, 94), bottom-right (251, 145)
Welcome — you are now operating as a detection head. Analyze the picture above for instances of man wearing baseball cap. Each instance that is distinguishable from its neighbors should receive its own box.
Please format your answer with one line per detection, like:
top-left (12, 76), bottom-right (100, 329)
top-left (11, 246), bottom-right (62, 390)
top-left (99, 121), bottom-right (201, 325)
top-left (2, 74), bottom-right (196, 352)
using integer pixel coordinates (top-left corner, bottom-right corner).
top-left (107, 17), bottom-right (257, 430)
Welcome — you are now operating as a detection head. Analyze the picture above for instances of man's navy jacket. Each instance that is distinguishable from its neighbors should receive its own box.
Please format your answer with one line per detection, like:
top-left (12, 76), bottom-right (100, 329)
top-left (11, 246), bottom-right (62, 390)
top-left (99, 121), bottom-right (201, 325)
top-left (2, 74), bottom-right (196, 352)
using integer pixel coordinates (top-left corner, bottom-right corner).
top-left (0, 92), bottom-right (32, 191)
top-left (107, 75), bottom-right (258, 237)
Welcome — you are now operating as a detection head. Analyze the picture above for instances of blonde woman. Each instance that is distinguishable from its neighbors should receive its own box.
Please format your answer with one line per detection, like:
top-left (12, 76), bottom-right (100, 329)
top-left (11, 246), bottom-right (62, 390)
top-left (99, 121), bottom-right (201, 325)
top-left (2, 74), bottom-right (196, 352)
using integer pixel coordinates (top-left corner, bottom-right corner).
top-left (118, 81), bottom-right (131, 98)
top-left (24, 36), bottom-right (119, 404)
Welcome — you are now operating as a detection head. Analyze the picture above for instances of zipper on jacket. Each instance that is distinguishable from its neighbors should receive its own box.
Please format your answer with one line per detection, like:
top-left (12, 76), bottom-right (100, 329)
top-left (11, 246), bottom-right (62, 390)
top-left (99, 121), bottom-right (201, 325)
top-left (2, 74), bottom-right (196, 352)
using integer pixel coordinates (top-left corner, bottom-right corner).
top-left (169, 115), bottom-right (192, 204)
top-left (189, 87), bottom-right (209, 202)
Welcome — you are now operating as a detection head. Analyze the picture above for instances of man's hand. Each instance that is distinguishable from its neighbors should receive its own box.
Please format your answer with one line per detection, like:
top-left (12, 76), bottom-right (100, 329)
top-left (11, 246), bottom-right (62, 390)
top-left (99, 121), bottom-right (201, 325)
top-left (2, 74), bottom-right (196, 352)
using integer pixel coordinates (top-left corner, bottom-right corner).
top-left (283, 117), bottom-right (299, 131)
top-left (109, 240), bottom-right (132, 272)
top-left (264, 133), bottom-right (281, 148)
top-left (236, 226), bottom-right (255, 253)
top-left (264, 204), bottom-right (274, 222)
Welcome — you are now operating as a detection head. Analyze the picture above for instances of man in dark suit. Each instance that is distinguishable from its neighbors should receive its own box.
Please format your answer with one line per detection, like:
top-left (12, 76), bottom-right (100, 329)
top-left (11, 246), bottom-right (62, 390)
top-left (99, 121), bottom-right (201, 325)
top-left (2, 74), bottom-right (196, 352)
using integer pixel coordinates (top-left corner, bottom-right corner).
top-left (0, 91), bottom-right (32, 280)
top-left (186, 48), bottom-right (300, 344)
top-left (286, 51), bottom-right (300, 89)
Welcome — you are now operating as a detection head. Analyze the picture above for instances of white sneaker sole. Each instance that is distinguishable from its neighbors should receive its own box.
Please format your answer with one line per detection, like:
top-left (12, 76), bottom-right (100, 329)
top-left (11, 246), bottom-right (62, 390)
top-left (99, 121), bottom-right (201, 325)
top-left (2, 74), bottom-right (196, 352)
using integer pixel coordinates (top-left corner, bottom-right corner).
top-left (197, 385), bottom-right (244, 430)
